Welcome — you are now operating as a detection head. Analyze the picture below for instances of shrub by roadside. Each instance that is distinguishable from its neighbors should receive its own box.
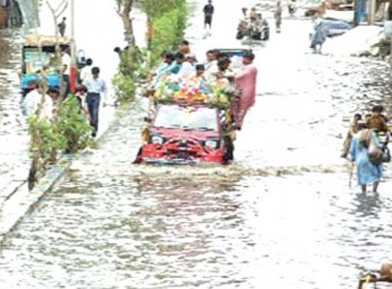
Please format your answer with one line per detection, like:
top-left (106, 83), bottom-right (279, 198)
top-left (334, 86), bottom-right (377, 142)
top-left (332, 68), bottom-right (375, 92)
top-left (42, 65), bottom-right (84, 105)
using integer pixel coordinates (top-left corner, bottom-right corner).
top-left (27, 94), bottom-right (92, 189)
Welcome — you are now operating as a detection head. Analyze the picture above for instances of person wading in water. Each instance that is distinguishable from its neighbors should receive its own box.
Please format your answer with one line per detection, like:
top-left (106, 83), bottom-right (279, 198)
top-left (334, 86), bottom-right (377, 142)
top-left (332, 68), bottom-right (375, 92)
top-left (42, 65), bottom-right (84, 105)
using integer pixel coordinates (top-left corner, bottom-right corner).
top-left (234, 50), bottom-right (258, 130)
top-left (341, 113), bottom-right (362, 158)
top-left (203, 0), bottom-right (214, 34)
top-left (349, 121), bottom-right (384, 194)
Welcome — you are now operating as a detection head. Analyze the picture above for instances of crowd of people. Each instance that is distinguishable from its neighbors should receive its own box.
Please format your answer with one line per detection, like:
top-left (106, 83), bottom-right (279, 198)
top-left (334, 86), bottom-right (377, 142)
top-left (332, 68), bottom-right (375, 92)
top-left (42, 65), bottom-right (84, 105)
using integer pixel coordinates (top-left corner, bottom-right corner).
top-left (341, 105), bottom-right (390, 194)
top-left (146, 40), bottom-right (258, 130)
top-left (21, 52), bottom-right (108, 138)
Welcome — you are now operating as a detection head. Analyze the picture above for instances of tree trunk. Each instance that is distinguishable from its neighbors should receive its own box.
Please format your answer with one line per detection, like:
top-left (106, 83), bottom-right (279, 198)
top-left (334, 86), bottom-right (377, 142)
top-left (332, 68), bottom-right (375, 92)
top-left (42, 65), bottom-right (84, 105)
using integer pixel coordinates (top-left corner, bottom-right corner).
top-left (0, 6), bottom-right (6, 29)
top-left (120, 0), bottom-right (135, 47)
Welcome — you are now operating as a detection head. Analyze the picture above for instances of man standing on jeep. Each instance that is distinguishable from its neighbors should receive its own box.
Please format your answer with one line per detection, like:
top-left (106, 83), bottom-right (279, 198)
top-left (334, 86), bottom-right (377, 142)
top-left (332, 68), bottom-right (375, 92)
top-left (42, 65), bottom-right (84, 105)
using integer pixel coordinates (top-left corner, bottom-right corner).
top-left (203, 0), bottom-right (214, 33)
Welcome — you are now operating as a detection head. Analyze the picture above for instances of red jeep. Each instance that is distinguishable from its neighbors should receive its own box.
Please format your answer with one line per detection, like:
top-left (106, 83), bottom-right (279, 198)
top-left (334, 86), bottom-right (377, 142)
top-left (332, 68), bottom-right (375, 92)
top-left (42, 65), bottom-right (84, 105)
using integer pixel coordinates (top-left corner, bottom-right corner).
top-left (135, 103), bottom-right (234, 165)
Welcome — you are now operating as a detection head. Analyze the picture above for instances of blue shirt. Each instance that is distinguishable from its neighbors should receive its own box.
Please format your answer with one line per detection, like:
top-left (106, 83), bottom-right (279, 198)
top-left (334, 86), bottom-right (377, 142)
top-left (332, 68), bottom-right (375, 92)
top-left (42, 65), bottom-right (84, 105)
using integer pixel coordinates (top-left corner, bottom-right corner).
top-left (151, 62), bottom-right (173, 88)
top-left (83, 77), bottom-right (107, 101)
top-left (169, 62), bottom-right (181, 74)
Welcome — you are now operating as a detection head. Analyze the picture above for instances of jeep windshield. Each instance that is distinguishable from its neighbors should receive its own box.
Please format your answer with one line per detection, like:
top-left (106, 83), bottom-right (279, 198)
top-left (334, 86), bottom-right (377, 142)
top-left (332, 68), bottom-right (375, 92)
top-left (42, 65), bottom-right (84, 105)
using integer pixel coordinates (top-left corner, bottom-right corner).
top-left (153, 104), bottom-right (219, 131)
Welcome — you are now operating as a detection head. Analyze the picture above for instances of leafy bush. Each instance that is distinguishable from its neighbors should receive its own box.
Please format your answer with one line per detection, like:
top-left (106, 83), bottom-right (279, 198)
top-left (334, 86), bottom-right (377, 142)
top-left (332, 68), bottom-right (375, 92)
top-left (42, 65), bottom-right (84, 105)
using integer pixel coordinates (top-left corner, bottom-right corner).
top-left (112, 71), bottom-right (137, 103)
top-left (112, 0), bottom-right (189, 102)
top-left (27, 94), bottom-right (92, 163)
top-left (57, 95), bottom-right (92, 153)
top-left (28, 115), bottom-right (64, 163)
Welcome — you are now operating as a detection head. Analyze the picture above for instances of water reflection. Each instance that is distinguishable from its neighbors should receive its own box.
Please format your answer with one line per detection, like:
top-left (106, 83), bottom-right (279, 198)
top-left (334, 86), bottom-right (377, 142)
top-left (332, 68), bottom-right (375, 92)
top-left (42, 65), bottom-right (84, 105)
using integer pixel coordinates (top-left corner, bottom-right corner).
top-left (2, 0), bottom-right (392, 288)
top-left (352, 193), bottom-right (381, 218)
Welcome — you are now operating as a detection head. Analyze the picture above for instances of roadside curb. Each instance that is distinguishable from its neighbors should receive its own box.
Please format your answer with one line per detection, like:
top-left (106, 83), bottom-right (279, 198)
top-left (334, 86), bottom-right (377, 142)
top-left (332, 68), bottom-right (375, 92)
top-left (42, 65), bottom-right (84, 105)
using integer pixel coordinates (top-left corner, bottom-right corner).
top-left (0, 155), bottom-right (71, 240)
top-left (0, 106), bottom-right (120, 250)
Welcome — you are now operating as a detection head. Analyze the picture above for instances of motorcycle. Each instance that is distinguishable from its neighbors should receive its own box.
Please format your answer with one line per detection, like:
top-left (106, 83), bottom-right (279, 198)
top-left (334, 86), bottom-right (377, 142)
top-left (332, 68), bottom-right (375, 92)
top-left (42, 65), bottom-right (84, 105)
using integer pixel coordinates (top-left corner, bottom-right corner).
top-left (236, 19), bottom-right (269, 41)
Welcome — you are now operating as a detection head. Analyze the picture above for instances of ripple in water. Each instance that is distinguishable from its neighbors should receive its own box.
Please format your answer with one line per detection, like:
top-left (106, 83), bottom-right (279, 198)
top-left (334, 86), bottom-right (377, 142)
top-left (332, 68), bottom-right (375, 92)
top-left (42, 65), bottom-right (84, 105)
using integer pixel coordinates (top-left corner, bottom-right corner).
top-left (1, 0), bottom-right (392, 288)
top-left (1, 174), bottom-right (392, 288)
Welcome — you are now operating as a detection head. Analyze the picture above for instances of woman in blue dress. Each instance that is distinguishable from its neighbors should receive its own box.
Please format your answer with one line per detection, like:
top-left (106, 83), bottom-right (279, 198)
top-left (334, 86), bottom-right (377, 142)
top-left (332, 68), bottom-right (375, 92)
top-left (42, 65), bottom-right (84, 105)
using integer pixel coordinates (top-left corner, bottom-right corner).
top-left (349, 121), bottom-right (383, 194)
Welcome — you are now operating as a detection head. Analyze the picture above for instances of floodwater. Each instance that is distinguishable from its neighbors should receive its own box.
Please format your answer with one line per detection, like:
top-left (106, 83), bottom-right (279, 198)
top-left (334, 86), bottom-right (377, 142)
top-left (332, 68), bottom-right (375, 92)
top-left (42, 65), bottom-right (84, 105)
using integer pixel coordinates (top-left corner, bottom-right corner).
top-left (0, 30), bottom-right (30, 191)
top-left (1, 0), bottom-right (392, 288)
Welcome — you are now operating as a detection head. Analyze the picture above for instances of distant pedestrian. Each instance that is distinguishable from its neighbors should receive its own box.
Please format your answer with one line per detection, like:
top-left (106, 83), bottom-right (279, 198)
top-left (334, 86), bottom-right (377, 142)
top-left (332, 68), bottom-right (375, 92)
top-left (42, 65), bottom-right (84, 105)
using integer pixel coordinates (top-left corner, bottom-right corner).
top-left (114, 47), bottom-right (122, 57)
top-left (83, 67), bottom-right (108, 137)
top-left (274, 1), bottom-right (282, 33)
top-left (203, 0), bottom-right (214, 32)
top-left (310, 18), bottom-right (327, 54)
top-left (61, 46), bottom-right (71, 97)
top-left (58, 17), bottom-right (66, 37)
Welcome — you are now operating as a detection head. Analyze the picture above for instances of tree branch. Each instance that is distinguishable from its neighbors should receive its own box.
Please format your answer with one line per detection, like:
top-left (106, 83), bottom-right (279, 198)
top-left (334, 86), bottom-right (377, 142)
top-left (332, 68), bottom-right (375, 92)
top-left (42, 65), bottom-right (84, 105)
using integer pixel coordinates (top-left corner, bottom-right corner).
top-left (55, 0), bottom-right (67, 13)
top-left (46, 1), bottom-right (55, 14)
top-left (55, 2), bottom-right (68, 19)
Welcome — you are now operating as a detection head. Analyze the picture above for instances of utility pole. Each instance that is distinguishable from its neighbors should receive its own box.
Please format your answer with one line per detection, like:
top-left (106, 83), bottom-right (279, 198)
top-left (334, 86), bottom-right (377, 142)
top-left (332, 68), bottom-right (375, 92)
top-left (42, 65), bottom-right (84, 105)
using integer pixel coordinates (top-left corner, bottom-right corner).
top-left (69, 0), bottom-right (77, 94)
top-left (368, 0), bottom-right (377, 25)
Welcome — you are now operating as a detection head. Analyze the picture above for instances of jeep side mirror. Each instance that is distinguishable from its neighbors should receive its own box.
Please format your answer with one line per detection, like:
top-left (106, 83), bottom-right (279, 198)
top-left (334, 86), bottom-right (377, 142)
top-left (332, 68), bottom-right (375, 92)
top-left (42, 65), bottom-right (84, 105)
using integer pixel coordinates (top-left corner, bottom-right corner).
top-left (143, 117), bottom-right (152, 123)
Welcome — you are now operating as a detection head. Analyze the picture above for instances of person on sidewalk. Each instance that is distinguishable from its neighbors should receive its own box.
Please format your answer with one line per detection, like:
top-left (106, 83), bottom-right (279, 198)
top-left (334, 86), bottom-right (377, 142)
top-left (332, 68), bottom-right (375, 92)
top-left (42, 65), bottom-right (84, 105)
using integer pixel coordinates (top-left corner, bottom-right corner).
top-left (203, 0), bottom-right (214, 33)
top-left (83, 67), bottom-right (108, 137)
top-left (75, 85), bottom-right (91, 123)
top-left (58, 17), bottom-right (66, 37)
top-left (61, 46), bottom-right (71, 97)
top-left (79, 58), bottom-right (93, 84)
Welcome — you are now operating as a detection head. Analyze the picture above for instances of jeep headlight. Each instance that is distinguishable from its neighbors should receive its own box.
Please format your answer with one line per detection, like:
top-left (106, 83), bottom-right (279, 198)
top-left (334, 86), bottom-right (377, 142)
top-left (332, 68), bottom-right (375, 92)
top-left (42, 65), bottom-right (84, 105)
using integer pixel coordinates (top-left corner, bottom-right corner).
top-left (151, 135), bottom-right (163, 145)
top-left (205, 140), bottom-right (218, 149)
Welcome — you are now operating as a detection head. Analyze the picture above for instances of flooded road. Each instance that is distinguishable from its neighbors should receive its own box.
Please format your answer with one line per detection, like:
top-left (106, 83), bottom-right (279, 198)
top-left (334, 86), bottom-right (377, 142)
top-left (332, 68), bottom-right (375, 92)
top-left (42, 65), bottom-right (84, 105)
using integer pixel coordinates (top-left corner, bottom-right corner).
top-left (0, 30), bottom-right (30, 192)
top-left (1, 0), bottom-right (392, 288)
top-left (0, 0), bottom-right (146, 194)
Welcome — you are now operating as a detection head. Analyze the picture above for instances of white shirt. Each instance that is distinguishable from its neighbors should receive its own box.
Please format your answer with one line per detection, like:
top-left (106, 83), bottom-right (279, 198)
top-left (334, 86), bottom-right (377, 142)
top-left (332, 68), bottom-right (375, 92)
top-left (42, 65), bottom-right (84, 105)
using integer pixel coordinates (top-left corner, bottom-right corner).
top-left (61, 53), bottom-right (71, 75)
top-left (204, 60), bottom-right (219, 82)
top-left (22, 89), bottom-right (53, 120)
top-left (80, 65), bottom-right (92, 83)
top-left (177, 61), bottom-right (195, 78)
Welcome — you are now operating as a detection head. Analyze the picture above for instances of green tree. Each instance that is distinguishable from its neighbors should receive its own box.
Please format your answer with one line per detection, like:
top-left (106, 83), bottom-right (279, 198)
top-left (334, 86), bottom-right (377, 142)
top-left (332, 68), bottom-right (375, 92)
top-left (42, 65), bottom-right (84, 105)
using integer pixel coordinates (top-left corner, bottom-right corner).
top-left (142, 0), bottom-right (188, 65)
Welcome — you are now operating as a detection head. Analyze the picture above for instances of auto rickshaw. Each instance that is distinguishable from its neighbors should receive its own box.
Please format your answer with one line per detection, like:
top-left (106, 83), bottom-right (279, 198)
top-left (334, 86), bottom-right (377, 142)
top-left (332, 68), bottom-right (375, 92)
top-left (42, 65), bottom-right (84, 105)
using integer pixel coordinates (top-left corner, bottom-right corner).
top-left (20, 34), bottom-right (88, 97)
